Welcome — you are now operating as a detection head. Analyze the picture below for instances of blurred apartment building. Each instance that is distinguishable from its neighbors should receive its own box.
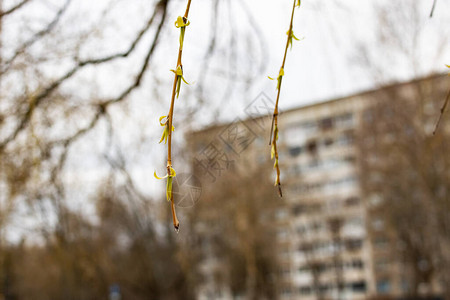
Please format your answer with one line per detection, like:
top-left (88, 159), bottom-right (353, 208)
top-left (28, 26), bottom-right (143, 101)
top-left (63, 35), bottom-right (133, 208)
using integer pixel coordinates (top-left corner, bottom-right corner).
top-left (190, 74), bottom-right (448, 300)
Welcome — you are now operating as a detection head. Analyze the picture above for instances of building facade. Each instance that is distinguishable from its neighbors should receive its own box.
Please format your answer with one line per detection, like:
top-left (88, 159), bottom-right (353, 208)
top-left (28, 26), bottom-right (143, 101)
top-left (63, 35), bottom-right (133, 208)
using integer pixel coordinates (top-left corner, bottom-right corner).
top-left (190, 74), bottom-right (449, 300)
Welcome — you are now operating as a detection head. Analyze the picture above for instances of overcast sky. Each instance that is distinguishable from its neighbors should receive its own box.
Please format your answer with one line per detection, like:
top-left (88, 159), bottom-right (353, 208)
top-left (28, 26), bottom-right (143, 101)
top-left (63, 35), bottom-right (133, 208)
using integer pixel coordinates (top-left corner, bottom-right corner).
top-left (165, 0), bottom-right (450, 123)
top-left (2, 0), bottom-right (449, 241)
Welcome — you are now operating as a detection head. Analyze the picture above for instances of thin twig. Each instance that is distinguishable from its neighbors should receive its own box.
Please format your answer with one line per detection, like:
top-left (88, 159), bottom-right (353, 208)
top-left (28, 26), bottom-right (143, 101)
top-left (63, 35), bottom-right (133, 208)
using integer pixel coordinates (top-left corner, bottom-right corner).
top-left (269, 0), bottom-right (299, 197)
top-left (0, 0), bottom-right (167, 151)
top-left (1, 0), bottom-right (72, 75)
top-left (269, 0), bottom-right (297, 145)
top-left (166, 0), bottom-right (193, 231)
top-left (433, 88), bottom-right (450, 135)
top-left (429, 0), bottom-right (437, 18)
top-left (0, 0), bottom-right (31, 17)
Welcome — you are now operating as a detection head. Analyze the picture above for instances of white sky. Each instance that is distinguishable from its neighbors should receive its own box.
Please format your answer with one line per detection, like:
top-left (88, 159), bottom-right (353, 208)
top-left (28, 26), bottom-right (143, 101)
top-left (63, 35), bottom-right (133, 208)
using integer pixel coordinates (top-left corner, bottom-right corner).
top-left (2, 0), bottom-right (449, 241)
top-left (163, 0), bottom-right (449, 123)
top-left (5, 0), bottom-right (446, 119)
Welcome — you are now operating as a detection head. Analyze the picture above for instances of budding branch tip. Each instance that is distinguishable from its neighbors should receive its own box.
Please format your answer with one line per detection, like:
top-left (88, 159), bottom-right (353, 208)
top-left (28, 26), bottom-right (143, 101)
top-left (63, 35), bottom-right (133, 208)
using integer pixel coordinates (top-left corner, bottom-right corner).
top-left (278, 184), bottom-right (283, 198)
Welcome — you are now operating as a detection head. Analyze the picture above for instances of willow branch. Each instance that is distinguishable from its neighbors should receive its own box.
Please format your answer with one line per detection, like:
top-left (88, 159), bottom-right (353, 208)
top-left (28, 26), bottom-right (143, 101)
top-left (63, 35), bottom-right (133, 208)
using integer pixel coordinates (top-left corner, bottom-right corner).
top-left (269, 0), bottom-right (299, 198)
top-left (166, 0), bottom-right (193, 231)
top-left (269, 0), bottom-right (297, 145)
top-left (433, 88), bottom-right (450, 135)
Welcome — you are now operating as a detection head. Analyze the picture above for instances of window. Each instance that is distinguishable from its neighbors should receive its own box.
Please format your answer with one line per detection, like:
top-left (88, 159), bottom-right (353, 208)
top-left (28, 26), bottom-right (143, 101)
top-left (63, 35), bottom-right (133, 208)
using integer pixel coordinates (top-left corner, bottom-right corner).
top-left (320, 117), bottom-right (333, 130)
top-left (298, 266), bottom-right (309, 273)
top-left (375, 259), bottom-right (389, 271)
top-left (369, 194), bottom-right (383, 206)
top-left (372, 218), bottom-right (384, 231)
top-left (277, 230), bottom-right (288, 240)
top-left (376, 279), bottom-right (391, 293)
top-left (352, 259), bottom-right (364, 269)
top-left (289, 146), bottom-right (302, 157)
top-left (292, 205), bottom-right (304, 216)
top-left (307, 140), bottom-right (318, 154)
top-left (302, 121), bottom-right (318, 134)
top-left (281, 288), bottom-right (292, 296)
top-left (345, 197), bottom-right (360, 207)
top-left (323, 137), bottom-right (334, 147)
top-left (319, 284), bottom-right (331, 293)
top-left (346, 239), bottom-right (363, 251)
top-left (401, 278), bottom-right (410, 292)
top-left (351, 281), bottom-right (367, 293)
top-left (299, 243), bottom-right (313, 253)
top-left (363, 109), bottom-right (374, 123)
top-left (299, 286), bottom-right (312, 295)
top-left (281, 268), bottom-right (291, 276)
top-left (335, 113), bottom-right (354, 127)
top-left (308, 204), bottom-right (322, 214)
top-left (336, 130), bottom-right (354, 146)
top-left (276, 209), bottom-right (288, 220)
top-left (374, 237), bottom-right (389, 250)
top-left (344, 155), bottom-right (356, 164)
top-left (308, 159), bottom-right (320, 169)
top-left (296, 225), bottom-right (306, 234)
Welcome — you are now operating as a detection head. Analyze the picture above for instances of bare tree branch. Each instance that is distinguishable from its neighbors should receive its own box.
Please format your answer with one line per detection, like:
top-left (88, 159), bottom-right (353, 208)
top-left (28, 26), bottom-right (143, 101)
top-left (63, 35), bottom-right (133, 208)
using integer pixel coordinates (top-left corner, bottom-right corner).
top-left (433, 88), bottom-right (450, 135)
top-left (194, 0), bottom-right (219, 106)
top-left (0, 0), bottom-right (168, 151)
top-left (0, 0), bottom-right (31, 17)
top-left (104, 0), bottom-right (168, 105)
top-left (1, 0), bottom-right (72, 75)
top-left (430, 0), bottom-right (437, 18)
top-left (39, 0), bottom-right (169, 200)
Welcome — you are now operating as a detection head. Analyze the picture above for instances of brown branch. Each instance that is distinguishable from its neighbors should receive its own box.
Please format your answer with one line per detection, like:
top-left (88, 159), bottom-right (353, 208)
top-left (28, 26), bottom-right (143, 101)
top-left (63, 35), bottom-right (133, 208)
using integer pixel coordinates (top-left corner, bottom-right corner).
top-left (0, 0), bottom-right (31, 17)
top-left (238, 0), bottom-right (269, 75)
top-left (269, 0), bottom-right (299, 197)
top-left (39, 2), bottom-right (169, 214)
top-left (1, 0), bottom-right (71, 75)
top-left (0, 0), bottom-right (167, 151)
top-left (194, 0), bottom-right (218, 105)
top-left (50, 106), bottom-right (105, 187)
top-left (433, 88), bottom-right (450, 135)
top-left (104, 1), bottom-right (168, 105)
top-left (76, 0), bottom-right (165, 67)
top-left (430, 0), bottom-right (437, 18)
top-left (166, 0), bottom-right (193, 231)
top-left (103, 147), bottom-right (150, 204)
top-left (45, 2), bottom-right (169, 189)
top-left (269, 0), bottom-right (297, 145)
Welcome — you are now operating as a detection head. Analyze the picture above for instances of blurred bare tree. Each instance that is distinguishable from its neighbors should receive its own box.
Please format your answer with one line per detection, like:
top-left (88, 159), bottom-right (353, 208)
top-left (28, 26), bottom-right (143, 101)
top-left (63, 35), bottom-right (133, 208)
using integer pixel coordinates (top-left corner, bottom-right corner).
top-left (352, 2), bottom-right (449, 297)
top-left (352, 0), bottom-right (449, 85)
top-left (358, 75), bottom-right (450, 298)
top-left (0, 179), bottom-right (197, 299)
top-left (182, 160), bottom-right (282, 299)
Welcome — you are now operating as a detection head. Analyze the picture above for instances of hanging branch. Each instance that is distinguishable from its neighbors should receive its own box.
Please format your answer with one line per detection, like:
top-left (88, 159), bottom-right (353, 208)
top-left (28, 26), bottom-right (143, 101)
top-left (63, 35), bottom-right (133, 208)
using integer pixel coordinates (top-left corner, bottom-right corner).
top-left (268, 0), bottom-right (301, 197)
top-left (433, 89), bottom-right (450, 135)
top-left (155, 0), bottom-right (192, 232)
top-left (432, 65), bottom-right (450, 135)
top-left (429, 0), bottom-right (437, 18)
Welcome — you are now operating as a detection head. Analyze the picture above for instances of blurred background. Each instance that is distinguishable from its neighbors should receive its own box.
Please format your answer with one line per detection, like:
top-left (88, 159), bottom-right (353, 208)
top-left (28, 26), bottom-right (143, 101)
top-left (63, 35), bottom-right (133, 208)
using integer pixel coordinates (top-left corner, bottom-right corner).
top-left (0, 0), bottom-right (449, 299)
